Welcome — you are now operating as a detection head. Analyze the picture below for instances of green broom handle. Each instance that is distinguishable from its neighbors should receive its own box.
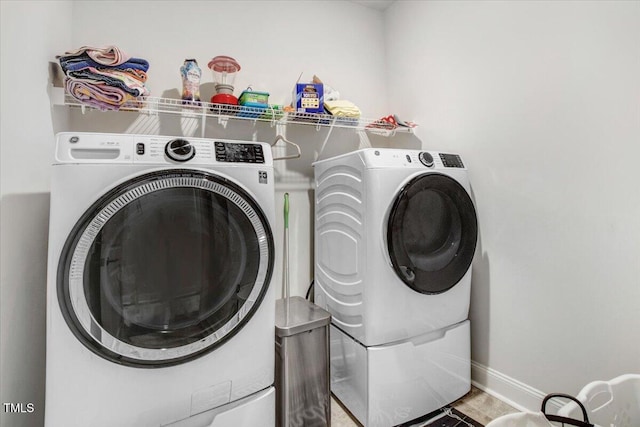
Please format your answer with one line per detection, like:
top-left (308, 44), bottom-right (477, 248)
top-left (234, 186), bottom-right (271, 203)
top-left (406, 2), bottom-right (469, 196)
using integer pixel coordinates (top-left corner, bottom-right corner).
top-left (284, 193), bottom-right (289, 229)
top-left (284, 193), bottom-right (291, 323)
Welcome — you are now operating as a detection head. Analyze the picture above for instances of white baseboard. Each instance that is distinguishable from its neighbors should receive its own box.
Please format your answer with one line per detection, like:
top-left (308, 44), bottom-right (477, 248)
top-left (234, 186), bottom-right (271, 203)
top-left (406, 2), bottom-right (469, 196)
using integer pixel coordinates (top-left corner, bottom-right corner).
top-left (471, 361), bottom-right (564, 413)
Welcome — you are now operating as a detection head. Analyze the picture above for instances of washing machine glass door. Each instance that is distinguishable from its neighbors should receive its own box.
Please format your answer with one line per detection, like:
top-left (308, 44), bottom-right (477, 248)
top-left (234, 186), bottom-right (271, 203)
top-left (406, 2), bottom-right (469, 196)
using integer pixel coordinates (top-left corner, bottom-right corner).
top-left (58, 170), bottom-right (274, 367)
top-left (387, 173), bottom-right (477, 294)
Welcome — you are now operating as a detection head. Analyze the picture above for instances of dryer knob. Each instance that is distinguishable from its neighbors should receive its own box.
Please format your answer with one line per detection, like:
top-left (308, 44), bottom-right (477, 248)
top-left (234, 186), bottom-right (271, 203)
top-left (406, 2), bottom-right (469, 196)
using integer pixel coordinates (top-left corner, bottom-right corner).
top-left (419, 152), bottom-right (434, 167)
top-left (165, 138), bottom-right (196, 162)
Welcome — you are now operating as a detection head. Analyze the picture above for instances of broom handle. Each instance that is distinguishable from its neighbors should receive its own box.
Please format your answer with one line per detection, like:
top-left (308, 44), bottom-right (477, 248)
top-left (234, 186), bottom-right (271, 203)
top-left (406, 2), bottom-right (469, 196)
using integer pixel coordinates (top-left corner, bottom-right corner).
top-left (284, 193), bottom-right (290, 324)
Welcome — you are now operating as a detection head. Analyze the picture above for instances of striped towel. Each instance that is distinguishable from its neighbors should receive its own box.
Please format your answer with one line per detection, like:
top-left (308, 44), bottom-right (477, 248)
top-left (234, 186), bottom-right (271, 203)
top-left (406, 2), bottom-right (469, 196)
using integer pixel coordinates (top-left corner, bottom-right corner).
top-left (65, 78), bottom-right (135, 111)
top-left (60, 45), bottom-right (130, 66)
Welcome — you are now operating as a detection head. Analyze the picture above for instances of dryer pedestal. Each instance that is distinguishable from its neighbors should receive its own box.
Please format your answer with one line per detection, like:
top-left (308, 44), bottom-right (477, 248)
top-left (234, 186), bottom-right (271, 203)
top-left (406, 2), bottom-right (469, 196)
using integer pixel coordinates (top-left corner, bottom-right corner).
top-left (330, 321), bottom-right (470, 427)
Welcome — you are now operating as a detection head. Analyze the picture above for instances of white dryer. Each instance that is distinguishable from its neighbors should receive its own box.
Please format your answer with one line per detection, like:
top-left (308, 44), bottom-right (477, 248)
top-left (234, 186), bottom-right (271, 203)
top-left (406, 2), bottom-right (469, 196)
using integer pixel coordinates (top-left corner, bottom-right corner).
top-left (314, 148), bottom-right (478, 426)
top-left (46, 133), bottom-right (276, 427)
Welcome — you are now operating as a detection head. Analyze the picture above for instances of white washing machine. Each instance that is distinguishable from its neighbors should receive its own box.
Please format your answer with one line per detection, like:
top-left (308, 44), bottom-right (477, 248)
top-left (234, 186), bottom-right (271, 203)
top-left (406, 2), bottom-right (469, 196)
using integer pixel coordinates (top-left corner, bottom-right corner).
top-left (45, 132), bottom-right (276, 427)
top-left (314, 148), bottom-right (478, 426)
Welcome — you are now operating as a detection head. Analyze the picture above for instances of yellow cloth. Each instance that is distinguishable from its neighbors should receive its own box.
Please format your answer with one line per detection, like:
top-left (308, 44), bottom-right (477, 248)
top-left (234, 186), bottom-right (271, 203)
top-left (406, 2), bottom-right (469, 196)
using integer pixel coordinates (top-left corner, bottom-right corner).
top-left (324, 100), bottom-right (361, 118)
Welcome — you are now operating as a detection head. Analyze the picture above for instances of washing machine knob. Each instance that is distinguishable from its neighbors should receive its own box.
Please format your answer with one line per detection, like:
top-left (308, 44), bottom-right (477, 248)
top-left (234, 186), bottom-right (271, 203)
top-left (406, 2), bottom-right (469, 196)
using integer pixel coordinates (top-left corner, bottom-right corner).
top-left (419, 152), bottom-right (434, 167)
top-left (165, 138), bottom-right (196, 162)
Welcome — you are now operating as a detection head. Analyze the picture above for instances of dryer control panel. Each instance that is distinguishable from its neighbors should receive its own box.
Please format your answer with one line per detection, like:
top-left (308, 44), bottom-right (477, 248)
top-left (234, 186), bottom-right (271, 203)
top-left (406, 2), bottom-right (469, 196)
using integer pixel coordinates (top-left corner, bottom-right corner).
top-left (356, 148), bottom-right (467, 170)
top-left (439, 153), bottom-right (465, 168)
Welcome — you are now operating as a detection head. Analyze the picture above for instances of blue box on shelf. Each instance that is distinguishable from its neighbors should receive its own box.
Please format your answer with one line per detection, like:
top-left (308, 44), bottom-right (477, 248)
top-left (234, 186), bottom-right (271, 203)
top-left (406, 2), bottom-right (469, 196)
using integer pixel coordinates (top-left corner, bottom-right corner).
top-left (293, 83), bottom-right (324, 114)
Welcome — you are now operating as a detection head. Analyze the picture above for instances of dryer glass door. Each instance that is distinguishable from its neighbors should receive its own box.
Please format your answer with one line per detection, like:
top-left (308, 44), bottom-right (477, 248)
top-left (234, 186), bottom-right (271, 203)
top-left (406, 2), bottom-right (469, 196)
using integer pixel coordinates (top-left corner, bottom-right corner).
top-left (387, 173), bottom-right (477, 294)
top-left (58, 170), bottom-right (274, 367)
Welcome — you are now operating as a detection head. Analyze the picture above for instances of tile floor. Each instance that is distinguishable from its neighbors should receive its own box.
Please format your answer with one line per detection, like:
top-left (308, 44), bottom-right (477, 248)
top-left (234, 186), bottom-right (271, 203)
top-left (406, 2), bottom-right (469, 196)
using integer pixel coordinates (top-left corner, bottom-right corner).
top-left (331, 386), bottom-right (518, 426)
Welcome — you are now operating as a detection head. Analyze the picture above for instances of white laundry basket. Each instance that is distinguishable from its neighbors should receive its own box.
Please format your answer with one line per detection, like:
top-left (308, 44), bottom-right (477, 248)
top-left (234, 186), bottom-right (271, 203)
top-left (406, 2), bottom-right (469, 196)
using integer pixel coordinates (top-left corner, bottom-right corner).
top-left (558, 374), bottom-right (640, 427)
top-left (486, 393), bottom-right (593, 427)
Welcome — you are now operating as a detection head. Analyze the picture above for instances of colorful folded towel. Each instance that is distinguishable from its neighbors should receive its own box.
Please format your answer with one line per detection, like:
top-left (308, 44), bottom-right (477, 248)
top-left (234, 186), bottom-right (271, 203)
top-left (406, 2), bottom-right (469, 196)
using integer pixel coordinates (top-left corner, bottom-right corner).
top-left (59, 54), bottom-right (150, 73)
top-left (58, 45), bottom-right (150, 110)
top-left (67, 69), bottom-right (149, 97)
top-left (65, 78), bottom-right (135, 111)
top-left (61, 45), bottom-right (131, 66)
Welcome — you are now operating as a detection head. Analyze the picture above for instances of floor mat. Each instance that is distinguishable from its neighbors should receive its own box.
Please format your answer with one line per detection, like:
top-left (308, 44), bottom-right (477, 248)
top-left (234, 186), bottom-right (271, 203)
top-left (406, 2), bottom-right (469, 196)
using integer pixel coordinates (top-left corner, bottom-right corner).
top-left (400, 407), bottom-right (484, 427)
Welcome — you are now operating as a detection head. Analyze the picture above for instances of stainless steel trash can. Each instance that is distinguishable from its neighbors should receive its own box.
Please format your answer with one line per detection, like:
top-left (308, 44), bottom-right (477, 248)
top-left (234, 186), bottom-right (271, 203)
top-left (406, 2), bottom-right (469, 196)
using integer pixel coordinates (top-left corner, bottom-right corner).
top-left (275, 296), bottom-right (331, 427)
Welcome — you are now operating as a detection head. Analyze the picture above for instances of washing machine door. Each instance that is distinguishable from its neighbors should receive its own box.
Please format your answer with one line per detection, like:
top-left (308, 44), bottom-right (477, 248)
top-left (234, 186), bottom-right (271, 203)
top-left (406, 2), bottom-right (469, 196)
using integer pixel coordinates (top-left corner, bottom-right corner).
top-left (58, 170), bottom-right (274, 367)
top-left (387, 172), bottom-right (477, 294)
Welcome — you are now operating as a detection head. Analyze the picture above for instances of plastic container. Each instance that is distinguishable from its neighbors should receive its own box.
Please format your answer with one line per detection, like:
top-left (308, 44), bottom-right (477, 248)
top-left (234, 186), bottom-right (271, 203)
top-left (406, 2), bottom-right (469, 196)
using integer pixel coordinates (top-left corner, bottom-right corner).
top-left (236, 89), bottom-right (270, 118)
top-left (208, 55), bottom-right (241, 105)
top-left (237, 105), bottom-right (267, 119)
top-left (180, 59), bottom-right (201, 104)
top-left (558, 374), bottom-right (640, 427)
top-left (239, 90), bottom-right (269, 107)
top-left (260, 105), bottom-right (284, 121)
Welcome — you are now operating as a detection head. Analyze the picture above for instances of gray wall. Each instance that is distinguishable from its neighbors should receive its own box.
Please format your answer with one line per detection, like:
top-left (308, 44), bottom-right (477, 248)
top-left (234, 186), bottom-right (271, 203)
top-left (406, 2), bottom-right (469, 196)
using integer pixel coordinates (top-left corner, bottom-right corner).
top-left (385, 0), bottom-right (640, 408)
top-left (1, 2), bottom-right (72, 426)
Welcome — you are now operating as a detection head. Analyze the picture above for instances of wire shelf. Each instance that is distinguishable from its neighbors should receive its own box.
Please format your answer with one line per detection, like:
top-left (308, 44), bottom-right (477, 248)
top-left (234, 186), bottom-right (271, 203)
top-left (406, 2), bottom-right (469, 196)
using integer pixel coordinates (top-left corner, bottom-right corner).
top-left (56, 92), bottom-right (415, 134)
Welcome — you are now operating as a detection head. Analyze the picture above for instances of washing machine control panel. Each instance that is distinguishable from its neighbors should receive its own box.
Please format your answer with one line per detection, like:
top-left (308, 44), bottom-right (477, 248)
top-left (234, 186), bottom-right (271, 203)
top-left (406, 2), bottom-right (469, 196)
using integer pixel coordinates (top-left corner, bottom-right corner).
top-left (54, 133), bottom-right (273, 165)
top-left (165, 138), bottom-right (196, 162)
top-left (214, 141), bottom-right (265, 163)
top-left (134, 136), bottom-right (213, 164)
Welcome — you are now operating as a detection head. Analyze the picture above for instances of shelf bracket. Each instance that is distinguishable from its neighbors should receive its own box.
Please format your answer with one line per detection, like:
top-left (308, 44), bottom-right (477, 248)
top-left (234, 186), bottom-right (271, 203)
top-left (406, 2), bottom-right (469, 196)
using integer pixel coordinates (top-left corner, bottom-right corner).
top-left (356, 129), bottom-right (373, 150)
top-left (315, 118), bottom-right (337, 160)
top-left (200, 106), bottom-right (207, 138)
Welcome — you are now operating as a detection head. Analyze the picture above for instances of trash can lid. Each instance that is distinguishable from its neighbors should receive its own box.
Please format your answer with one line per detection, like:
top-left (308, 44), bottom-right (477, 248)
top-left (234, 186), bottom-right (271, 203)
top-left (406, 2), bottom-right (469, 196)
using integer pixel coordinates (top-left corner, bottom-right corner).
top-left (275, 297), bottom-right (331, 337)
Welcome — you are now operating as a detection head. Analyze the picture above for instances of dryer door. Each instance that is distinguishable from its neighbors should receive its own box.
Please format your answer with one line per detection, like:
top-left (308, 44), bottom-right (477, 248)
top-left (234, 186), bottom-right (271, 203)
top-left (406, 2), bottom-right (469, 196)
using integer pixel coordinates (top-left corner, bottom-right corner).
top-left (58, 170), bottom-right (274, 367)
top-left (387, 173), bottom-right (477, 294)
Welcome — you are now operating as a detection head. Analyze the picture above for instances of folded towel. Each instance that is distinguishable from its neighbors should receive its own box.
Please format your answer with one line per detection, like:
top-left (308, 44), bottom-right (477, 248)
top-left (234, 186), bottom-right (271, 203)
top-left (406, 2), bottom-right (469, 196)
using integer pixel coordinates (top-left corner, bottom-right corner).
top-left (65, 78), bottom-right (135, 110)
top-left (61, 45), bottom-right (130, 66)
top-left (58, 45), bottom-right (150, 110)
top-left (86, 67), bottom-right (147, 84)
top-left (67, 68), bottom-right (149, 96)
top-left (324, 99), bottom-right (361, 118)
top-left (59, 54), bottom-right (150, 73)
